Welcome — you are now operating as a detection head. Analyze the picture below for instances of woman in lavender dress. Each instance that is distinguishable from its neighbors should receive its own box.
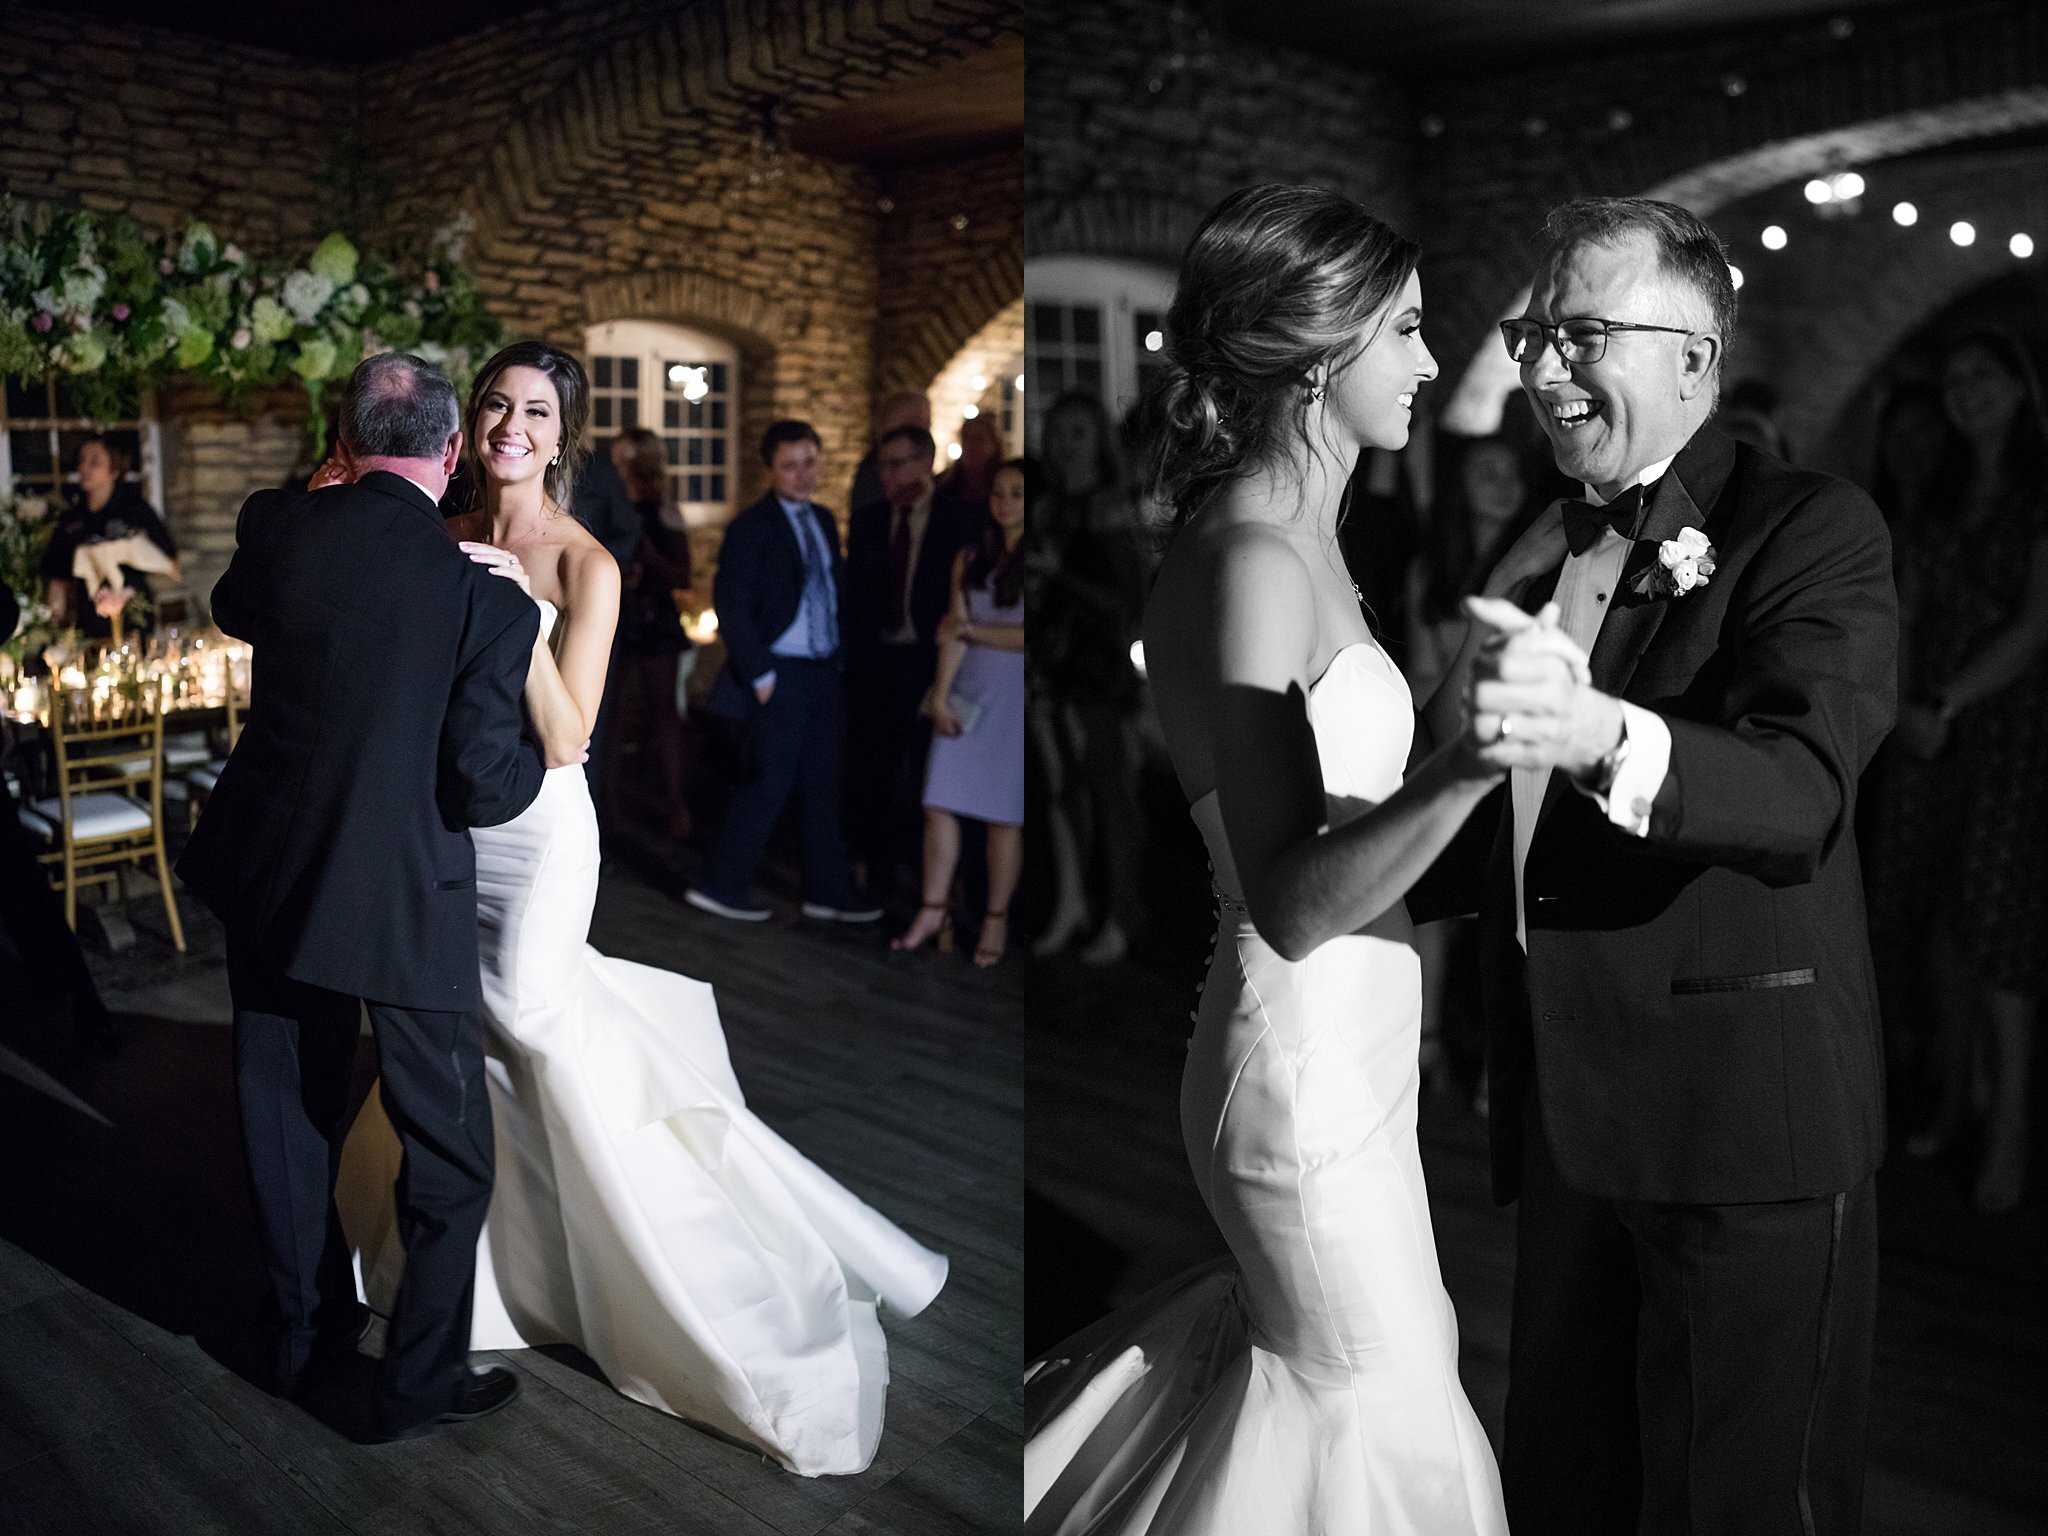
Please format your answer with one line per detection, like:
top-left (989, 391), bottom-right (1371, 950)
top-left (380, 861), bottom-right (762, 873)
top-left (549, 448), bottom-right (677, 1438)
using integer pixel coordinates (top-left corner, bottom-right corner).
top-left (893, 457), bottom-right (1026, 966)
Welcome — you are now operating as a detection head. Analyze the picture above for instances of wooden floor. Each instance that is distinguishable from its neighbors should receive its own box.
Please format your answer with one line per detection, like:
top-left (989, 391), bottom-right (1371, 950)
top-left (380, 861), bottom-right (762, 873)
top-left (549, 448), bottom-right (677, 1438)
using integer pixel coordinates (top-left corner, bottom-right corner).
top-left (1029, 936), bottom-right (2048, 1536)
top-left (0, 826), bottom-right (1021, 1535)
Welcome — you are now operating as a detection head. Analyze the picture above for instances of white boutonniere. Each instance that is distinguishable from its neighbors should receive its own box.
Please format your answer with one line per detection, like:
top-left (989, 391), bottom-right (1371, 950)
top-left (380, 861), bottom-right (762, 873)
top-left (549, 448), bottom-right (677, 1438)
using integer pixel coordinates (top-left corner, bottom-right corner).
top-left (1636, 526), bottom-right (1716, 598)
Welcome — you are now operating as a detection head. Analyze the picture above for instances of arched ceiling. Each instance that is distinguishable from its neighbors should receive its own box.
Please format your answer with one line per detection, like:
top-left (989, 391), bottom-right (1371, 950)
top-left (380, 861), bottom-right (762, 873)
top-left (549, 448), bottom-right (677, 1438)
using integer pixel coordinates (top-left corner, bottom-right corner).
top-left (1217, 0), bottom-right (1914, 70)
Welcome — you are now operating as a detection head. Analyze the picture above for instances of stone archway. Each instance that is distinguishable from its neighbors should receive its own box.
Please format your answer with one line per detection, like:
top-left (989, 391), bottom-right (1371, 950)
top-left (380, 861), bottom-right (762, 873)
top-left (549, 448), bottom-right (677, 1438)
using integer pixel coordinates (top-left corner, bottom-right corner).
top-left (926, 297), bottom-right (1024, 460)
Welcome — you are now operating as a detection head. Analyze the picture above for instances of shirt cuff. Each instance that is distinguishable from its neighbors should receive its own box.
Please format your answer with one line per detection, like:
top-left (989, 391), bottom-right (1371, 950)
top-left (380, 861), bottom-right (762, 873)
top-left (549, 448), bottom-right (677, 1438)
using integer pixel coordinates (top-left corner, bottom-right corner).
top-left (1594, 700), bottom-right (1671, 836)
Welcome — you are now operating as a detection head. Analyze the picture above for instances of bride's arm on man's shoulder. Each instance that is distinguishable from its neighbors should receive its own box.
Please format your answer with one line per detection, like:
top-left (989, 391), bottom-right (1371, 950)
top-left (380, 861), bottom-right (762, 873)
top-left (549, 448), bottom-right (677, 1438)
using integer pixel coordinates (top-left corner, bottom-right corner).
top-left (523, 543), bottom-right (621, 767)
top-left (1208, 530), bottom-right (1503, 962)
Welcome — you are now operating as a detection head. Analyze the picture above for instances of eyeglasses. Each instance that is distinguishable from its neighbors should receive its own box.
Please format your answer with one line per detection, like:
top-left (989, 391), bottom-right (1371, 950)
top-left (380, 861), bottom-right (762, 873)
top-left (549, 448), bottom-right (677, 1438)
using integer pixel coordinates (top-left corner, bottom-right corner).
top-left (1499, 316), bottom-right (1698, 366)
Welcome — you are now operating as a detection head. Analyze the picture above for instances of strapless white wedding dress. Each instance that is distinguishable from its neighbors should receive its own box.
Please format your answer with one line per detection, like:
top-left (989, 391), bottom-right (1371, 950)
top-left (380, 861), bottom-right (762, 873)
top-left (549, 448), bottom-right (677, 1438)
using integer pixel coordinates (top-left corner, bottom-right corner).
top-left (1025, 641), bottom-right (1505, 1534)
top-left (338, 602), bottom-right (947, 1475)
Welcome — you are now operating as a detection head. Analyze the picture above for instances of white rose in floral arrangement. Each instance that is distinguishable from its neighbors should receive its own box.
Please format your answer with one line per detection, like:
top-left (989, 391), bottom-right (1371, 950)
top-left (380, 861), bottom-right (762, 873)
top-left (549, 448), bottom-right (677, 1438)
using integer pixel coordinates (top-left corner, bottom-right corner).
top-left (158, 297), bottom-right (192, 337)
top-left (282, 269), bottom-right (335, 324)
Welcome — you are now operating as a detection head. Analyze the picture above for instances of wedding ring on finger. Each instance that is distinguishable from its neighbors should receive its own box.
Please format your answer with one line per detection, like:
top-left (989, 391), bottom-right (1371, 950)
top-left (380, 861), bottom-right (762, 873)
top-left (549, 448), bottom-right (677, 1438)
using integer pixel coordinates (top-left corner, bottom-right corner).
top-left (1495, 715), bottom-right (1515, 743)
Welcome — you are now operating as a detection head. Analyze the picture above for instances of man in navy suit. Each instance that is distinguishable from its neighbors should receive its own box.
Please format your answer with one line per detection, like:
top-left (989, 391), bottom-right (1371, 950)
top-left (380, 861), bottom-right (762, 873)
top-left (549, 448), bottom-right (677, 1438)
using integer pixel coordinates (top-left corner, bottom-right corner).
top-left (1423, 199), bottom-right (1895, 1535)
top-left (691, 421), bottom-right (878, 923)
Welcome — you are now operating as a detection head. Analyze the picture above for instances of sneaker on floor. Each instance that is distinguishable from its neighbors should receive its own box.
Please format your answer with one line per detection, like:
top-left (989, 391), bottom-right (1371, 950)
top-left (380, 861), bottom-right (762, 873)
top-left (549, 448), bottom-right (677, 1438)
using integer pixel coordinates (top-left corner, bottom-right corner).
top-left (685, 888), bottom-right (773, 922)
top-left (801, 899), bottom-right (885, 923)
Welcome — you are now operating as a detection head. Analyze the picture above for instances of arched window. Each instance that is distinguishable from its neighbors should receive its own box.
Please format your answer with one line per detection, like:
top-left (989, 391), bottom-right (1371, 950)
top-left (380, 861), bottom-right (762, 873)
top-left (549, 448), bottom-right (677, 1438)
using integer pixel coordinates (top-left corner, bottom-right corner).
top-left (1024, 256), bottom-right (1176, 441)
top-left (584, 320), bottom-right (739, 526)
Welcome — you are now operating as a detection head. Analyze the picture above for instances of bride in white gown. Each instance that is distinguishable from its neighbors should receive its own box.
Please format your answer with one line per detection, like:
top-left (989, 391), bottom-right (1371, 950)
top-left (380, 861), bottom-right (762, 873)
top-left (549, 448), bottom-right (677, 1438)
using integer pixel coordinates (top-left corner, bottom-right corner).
top-left (335, 341), bottom-right (947, 1476)
top-left (1024, 187), bottom-right (1570, 1533)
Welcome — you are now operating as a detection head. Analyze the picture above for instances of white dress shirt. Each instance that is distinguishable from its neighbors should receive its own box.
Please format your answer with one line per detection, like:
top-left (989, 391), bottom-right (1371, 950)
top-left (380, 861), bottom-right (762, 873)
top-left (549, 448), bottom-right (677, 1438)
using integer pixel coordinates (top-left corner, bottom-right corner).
top-left (1512, 456), bottom-right (1677, 949)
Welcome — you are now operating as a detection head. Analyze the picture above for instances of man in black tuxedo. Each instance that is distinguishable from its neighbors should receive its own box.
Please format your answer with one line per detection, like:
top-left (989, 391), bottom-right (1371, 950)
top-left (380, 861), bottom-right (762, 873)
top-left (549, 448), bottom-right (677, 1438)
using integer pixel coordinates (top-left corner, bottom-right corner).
top-left (178, 353), bottom-right (548, 1440)
top-left (691, 420), bottom-right (877, 923)
top-left (1429, 199), bottom-right (1895, 1535)
top-left (842, 424), bottom-right (977, 898)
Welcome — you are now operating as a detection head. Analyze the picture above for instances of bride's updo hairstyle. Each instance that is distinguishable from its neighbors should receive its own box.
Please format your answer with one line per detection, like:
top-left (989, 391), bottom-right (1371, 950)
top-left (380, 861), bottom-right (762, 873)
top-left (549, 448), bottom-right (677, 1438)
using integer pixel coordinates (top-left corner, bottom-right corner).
top-left (1145, 184), bottom-right (1420, 528)
top-left (462, 340), bottom-right (592, 515)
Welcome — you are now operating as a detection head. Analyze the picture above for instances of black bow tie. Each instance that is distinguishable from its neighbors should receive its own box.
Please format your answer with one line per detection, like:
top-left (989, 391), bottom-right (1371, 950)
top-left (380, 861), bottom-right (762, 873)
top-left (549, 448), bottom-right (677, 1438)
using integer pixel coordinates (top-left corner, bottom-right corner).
top-left (1562, 481), bottom-right (1648, 557)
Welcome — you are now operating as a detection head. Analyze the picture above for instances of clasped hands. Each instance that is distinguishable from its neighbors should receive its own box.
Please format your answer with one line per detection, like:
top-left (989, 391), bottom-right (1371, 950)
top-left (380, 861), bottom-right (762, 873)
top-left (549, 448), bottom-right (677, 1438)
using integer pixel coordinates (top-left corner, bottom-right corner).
top-left (1458, 596), bottom-right (1625, 780)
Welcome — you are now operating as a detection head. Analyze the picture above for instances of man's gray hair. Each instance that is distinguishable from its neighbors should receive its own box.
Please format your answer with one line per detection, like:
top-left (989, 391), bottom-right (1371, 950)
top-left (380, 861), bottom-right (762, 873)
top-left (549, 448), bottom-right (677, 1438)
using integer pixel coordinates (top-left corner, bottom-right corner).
top-left (337, 352), bottom-right (460, 460)
top-left (1539, 197), bottom-right (1738, 370)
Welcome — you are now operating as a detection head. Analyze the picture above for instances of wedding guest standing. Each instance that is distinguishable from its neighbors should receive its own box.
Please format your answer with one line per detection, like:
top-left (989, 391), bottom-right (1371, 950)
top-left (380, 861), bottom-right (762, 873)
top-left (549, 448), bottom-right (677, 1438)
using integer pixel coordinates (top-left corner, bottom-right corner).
top-left (691, 421), bottom-right (877, 924)
top-left (848, 390), bottom-right (931, 520)
top-left (611, 427), bottom-right (696, 841)
top-left (1029, 391), bottom-right (1144, 965)
top-left (569, 433), bottom-right (645, 828)
top-left (1868, 381), bottom-right (1948, 533)
top-left (41, 434), bottom-right (178, 638)
top-left (893, 457), bottom-right (1027, 967)
top-left (843, 424), bottom-right (976, 901)
top-left (937, 415), bottom-right (1003, 517)
top-left (1872, 328), bottom-right (2048, 1214)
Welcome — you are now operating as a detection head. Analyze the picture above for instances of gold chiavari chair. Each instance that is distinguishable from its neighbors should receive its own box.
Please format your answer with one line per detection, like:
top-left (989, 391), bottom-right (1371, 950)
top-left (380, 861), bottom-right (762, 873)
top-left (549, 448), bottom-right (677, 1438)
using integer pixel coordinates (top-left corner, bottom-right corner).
top-left (16, 683), bottom-right (186, 950)
top-left (182, 660), bottom-right (248, 823)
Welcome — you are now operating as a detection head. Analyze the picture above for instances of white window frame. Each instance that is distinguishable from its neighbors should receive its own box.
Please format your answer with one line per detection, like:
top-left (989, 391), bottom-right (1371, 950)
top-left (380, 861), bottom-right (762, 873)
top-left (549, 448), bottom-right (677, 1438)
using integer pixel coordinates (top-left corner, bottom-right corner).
top-left (584, 320), bottom-right (739, 528)
top-left (0, 378), bottom-right (163, 508)
top-left (1024, 255), bottom-right (1177, 441)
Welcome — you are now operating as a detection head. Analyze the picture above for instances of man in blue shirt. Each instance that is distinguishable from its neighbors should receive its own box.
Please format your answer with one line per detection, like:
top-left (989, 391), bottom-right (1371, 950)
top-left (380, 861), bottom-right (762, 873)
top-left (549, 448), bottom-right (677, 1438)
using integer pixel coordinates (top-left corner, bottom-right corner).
top-left (692, 421), bottom-right (879, 923)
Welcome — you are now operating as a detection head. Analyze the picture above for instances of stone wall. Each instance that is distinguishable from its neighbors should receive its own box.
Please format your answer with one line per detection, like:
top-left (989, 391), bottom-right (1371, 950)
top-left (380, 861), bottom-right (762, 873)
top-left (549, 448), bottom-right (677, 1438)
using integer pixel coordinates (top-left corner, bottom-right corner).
top-left (0, 9), bottom-right (349, 257)
top-left (154, 387), bottom-right (315, 591)
top-left (876, 145), bottom-right (1026, 398)
top-left (1026, 0), bottom-right (1414, 267)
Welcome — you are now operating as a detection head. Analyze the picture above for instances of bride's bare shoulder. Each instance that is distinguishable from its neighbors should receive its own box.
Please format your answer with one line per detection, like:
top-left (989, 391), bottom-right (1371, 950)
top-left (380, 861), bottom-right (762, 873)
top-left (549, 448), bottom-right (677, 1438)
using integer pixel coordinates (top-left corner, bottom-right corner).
top-left (442, 509), bottom-right (488, 542)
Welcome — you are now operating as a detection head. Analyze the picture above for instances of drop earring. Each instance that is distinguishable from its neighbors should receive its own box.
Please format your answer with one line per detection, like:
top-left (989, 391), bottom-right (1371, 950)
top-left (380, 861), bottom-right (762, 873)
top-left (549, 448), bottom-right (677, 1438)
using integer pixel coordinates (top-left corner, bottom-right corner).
top-left (1309, 382), bottom-right (1326, 403)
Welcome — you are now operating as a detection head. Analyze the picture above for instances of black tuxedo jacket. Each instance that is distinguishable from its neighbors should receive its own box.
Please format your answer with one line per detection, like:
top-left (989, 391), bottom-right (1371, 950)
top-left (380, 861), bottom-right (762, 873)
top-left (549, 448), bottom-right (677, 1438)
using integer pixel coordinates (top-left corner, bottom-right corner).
top-left (707, 491), bottom-right (845, 717)
top-left (843, 490), bottom-right (980, 656)
top-left (1414, 428), bottom-right (1897, 1206)
top-left (177, 472), bottom-right (544, 1011)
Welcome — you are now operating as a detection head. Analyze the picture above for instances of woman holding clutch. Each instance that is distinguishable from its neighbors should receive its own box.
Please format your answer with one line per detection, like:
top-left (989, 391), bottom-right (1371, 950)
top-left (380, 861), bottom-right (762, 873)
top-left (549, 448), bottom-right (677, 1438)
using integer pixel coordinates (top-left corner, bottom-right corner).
top-left (892, 457), bottom-right (1026, 966)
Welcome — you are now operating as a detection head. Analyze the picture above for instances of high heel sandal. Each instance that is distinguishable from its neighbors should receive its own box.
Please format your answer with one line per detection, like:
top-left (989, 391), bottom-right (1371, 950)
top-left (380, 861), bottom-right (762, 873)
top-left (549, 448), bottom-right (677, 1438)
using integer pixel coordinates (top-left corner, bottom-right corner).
top-left (892, 902), bottom-right (953, 953)
top-left (973, 910), bottom-right (1009, 969)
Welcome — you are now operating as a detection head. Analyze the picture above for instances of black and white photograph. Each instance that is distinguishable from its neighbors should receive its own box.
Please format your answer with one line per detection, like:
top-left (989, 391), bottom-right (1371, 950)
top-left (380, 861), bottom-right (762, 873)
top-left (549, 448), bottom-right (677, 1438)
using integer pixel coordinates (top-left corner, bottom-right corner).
top-left (0, 2), bottom-right (1021, 1532)
top-left (1024, 2), bottom-right (2045, 1534)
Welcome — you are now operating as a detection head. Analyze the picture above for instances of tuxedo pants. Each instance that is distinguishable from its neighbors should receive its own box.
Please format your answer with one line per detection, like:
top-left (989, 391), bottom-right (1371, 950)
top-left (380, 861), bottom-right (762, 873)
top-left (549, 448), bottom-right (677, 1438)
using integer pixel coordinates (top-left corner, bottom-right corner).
top-left (1503, 1086), bottom-right (1876, 1536)
top-left (702, 657), bottom-right (854, 907)
top-left (226, 934), bottom-right (494, 1431)
top-left (844, 641), bottom-right (935, 892)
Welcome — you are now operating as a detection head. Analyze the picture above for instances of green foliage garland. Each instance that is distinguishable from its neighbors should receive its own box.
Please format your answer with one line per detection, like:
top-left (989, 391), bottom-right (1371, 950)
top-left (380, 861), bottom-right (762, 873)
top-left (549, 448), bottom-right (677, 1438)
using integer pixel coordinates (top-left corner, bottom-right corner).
top-left (0, 200), bottom-right (500, 453)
